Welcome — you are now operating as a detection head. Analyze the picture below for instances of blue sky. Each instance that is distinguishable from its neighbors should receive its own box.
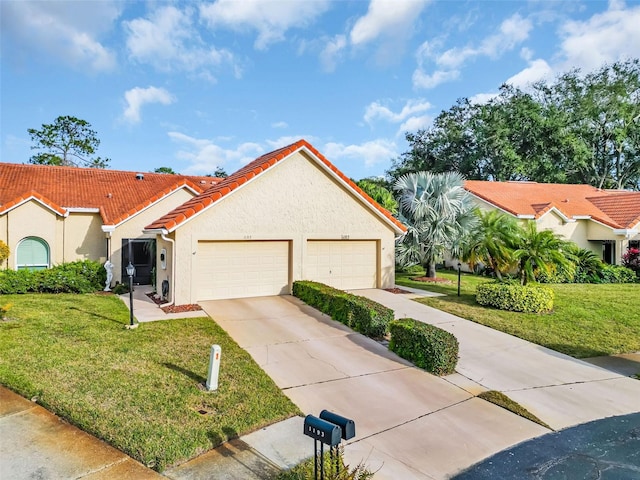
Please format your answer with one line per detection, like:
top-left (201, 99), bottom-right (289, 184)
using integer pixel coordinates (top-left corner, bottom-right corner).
top-left (1, 0), bottom-right (639, 180)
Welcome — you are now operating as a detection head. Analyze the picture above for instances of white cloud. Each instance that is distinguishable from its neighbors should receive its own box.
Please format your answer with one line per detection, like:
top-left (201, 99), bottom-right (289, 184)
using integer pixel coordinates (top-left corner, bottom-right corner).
top-left (199, 0), bottom-right (331, 50)
top-left (324, 139), bottom-right (398, 167)
top-left (124, 6), bottom-right (236, 78)
top-left (271, 121), bottom-right (289, 129)
top-left (0, 1), bottom-right (119, 72)
top-left (412, 69), bottom-right (460, 89)
top-left (469, 92), bottom-right (499, 105)
top-left (364, 98), bottom-right (432, 124)
top-left (557, 1), bottom-right (640, 72)
top-left (506, 58), bottom-right (553, 89)
top-left (123, 87), bottom-right (175, 124)
top-left (399, 115), bottom-right (432, 133)
top-left (320, 34), bottom-right (347, 72)
top-left (168, 132), bottom-right (264, 174)
top-left (435, 14), bottom-right (533, 69)
top-left (412, 13), bottom-right (532, 90)
top-left (350, 0), bottom-right (430, 46)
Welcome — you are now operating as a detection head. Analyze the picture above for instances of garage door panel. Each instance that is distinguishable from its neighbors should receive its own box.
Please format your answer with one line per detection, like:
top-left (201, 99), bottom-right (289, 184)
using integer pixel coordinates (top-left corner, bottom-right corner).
top-left (197, 241), bottom-right (289, 301)
top-left (305, 240), bottom-right (377, 290)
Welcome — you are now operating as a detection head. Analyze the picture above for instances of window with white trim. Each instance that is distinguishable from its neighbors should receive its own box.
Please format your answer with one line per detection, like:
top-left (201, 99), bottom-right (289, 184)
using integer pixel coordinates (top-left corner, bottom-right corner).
top-left (16, 237), bottom-right (50, 271)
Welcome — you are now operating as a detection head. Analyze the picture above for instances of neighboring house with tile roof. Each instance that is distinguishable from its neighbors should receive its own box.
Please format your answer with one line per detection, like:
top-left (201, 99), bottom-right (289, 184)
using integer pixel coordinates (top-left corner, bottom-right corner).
top-left (464, 180), bottom-right (640, 265)
top-left (0, 163), bottom-right (219, 284)
top-left (1, 140), bottom-right (405, 304)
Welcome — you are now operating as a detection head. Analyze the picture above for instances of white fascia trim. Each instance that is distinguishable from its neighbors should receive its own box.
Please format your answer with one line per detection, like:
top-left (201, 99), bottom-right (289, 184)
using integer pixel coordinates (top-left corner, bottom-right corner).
top-left (516, 214), bottom-right (536, 219)
top-left (65, 207), bottom-right (100, 213)
top-left (102, 225), bottom-right (116, 233)
top-left (537, 207), bottom-right (574, 223)
top-left (613, 228), bottom-right (639, 237)
top-left (299, 146), bottom-right (405, 234)
top-left (573, 215), bottom-right (592, 220)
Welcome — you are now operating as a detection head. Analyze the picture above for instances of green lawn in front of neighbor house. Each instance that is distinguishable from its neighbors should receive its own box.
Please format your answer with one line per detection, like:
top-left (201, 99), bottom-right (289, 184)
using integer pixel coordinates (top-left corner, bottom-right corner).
top-left (0, 293), bottom-right (300, 472)
top-left (396, 271), bottom-right (640, 358)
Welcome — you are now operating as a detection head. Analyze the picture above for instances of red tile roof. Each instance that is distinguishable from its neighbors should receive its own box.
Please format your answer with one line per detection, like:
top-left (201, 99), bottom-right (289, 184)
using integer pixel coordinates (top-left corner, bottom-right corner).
top-left (0, 163), bottom-right (220, 225)
top-left (464, 180), bottom-right (640, 230)
top-left (145, 139), bottom-right (407, 233)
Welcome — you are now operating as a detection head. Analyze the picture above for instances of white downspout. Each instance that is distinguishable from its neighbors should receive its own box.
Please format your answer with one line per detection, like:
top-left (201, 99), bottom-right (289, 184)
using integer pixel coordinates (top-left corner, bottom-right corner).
top-left (161, 230), bottom-right (176, 307)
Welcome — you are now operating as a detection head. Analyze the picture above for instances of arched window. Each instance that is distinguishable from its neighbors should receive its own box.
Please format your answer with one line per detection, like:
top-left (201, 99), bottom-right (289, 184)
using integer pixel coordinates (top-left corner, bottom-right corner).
top-left (16, 237), bottom-right (50, 271)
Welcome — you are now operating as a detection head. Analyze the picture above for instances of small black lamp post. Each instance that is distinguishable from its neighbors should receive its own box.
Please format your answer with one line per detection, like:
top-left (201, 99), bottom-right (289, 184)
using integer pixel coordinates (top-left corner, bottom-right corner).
top-left (126, 262), bottom-right (136, 327)
top-left (457, 262), bottom-right (462, 297)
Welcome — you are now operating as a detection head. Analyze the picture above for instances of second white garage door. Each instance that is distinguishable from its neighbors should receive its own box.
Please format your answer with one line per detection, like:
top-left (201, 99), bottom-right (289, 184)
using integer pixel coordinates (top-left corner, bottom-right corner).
top-left (305, 240), bottom-right (377, 290)
top-left (196, 241), bottom-right (290, 300)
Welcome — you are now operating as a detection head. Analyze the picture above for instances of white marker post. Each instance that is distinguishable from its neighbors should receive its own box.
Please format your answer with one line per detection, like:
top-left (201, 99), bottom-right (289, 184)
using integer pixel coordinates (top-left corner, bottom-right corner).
top-left (206, 345), bottom-right (222, 391)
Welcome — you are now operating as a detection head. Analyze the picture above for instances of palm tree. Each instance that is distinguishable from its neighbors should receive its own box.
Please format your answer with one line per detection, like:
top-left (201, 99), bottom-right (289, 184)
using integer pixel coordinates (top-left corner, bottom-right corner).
top-left (513, 221), bottom-right (572, 285)
top-left (462, 210), bottom-right (521, 280)
top-left (394, 171), bottom-right (478, 278)
top-left (565, 243), bottom-right (604, 281)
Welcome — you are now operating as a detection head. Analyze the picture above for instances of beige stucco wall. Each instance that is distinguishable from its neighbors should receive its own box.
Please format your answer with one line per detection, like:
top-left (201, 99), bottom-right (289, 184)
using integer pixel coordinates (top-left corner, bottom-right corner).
top-left (170, 151), bottom-right (398, 305)
top-left (64, 213), bottom-right (106, 263)
top-left (1, 201), bottom-right (62, 269)
top-left (109, 188), bottom-right (196, 284)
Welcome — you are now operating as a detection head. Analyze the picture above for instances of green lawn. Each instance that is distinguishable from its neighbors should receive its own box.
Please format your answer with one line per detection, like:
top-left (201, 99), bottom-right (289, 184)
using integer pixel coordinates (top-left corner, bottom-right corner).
top-left (0, 293), bottom-right (300, 471)
top-left (396, 271), bottom-right (640, 358)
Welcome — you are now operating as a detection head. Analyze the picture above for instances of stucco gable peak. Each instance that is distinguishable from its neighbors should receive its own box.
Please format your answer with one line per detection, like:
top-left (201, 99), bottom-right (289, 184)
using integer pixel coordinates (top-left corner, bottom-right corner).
top-left (145, 139), bottom-right (407, 234)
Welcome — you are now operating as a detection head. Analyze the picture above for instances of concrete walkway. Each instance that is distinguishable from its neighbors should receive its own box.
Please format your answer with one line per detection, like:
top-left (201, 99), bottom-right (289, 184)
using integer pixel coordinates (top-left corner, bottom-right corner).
top-left (357, 288), bottom-right (640, 432)
top-left (118, 287), bottom-right (205, 322)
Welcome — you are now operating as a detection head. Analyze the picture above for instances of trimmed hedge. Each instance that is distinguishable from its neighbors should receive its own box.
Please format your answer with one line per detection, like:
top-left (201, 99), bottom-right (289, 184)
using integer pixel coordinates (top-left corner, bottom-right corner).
top-left (292, 281), bottom-right (393, 338)
top-left (0, 260), bottom-right (106, 294)
top-left (476, 282), bottom-right (554, 313)
top-left (389, 318), bottom-right (458, 375)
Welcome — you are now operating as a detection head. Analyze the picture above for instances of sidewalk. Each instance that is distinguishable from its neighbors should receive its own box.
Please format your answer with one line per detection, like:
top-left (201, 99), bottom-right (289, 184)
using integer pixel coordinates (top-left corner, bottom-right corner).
top-left (0, 387), bottom-right (164, 480)
top-left (357, 288), bottom-right (640, 431)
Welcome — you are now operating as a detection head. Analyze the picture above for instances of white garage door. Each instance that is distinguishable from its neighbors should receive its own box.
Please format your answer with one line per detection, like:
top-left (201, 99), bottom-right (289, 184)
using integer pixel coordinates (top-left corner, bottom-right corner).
top-left (305, 240), bottom-right (377, 290)
top-left (196, 241), bottom-right (289, 300)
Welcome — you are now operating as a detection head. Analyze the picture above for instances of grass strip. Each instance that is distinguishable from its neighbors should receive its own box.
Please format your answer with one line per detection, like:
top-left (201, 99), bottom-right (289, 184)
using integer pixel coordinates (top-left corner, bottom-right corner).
top-left (0, 293), bottom-right (300, 471)
top-left (477, 390), bottom-right (551, 430)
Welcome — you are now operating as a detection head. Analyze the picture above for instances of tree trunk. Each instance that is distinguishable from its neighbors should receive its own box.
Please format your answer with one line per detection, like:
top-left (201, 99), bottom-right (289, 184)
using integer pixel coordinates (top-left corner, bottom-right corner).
top-left (423, 260), bottom-right (437, 278)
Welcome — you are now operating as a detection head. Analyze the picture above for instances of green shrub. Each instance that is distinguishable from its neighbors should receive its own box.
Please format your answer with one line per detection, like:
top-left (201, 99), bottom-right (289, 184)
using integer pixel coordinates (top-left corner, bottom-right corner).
top-left (0, 260), bottom-right (106, 294)
top-left (389, 318), bottom-right (458, 375)
top-left (476, 282), bottom-right (554, 313)
top-left (112, 282), bottom-right (130, 295)
top-left (599, 264), bottom-right (637, 283)
top-left (292, 281), bottom-right (392, 338)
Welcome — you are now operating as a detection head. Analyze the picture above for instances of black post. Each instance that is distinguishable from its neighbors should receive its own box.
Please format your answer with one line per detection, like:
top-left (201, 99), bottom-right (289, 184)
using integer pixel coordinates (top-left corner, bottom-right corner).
top-left (314, 439), bottom-right (318, 480)
top-left (320, 442), bottom-right (324, 480)
top-left (128, 272), bottom-right (134, 326)
top-left (457, 262), bottom-right (462, 297)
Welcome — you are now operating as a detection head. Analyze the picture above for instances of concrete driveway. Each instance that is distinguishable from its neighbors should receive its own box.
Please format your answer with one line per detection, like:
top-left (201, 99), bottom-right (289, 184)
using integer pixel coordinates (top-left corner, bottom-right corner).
top-left (200, 296), bottom-right (550, 480)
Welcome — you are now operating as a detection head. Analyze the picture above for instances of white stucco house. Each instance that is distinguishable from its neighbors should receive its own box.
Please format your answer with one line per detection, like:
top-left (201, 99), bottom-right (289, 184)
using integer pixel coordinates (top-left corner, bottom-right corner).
top-left (0, 140), bottom-right (405, 305)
